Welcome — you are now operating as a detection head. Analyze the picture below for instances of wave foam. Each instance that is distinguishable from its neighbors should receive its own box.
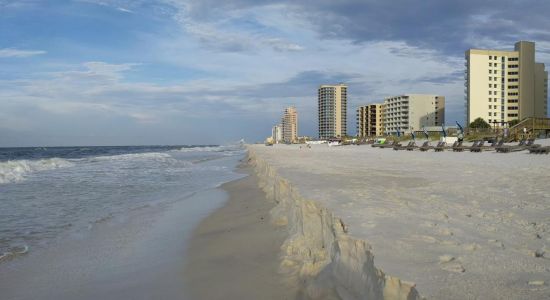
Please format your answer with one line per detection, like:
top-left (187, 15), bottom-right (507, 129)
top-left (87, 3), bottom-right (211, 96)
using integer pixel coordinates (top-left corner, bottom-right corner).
top-left (0, 158), bottom-right (74, 184)
top-left (88, 152), bottom-right (176, 163)
top-left (0, 245), bottom-right (29, 263)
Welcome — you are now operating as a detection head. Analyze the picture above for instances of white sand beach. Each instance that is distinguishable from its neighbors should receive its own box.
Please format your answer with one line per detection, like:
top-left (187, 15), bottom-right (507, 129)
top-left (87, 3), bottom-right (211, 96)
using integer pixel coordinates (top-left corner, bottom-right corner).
top-left (248, 142), bottom-right (550, 299)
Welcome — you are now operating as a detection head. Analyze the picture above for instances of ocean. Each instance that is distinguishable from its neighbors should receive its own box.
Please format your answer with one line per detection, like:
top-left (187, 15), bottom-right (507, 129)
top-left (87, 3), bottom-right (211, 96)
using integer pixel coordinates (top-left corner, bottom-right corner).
top-left (0, 144), bottom-right (246, 299)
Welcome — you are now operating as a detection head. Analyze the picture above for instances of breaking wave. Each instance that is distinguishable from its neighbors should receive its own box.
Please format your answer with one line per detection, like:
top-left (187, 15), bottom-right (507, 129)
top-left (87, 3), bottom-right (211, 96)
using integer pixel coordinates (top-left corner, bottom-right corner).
top-left (0, 158), bottom-right (74, 184)
top-left (86, 152), bottom-right (178, 163)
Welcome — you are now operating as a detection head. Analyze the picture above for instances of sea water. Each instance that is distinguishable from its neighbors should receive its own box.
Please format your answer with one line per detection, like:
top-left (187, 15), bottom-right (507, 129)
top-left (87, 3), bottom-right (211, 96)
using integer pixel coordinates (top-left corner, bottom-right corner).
top-left (0, 144), bottom-right (246, 299)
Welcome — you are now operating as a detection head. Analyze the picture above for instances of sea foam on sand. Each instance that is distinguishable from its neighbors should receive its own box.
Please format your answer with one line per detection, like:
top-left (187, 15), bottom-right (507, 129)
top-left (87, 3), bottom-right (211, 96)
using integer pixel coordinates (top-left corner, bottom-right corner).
top-left (248, 143), bottom-right (550, 299)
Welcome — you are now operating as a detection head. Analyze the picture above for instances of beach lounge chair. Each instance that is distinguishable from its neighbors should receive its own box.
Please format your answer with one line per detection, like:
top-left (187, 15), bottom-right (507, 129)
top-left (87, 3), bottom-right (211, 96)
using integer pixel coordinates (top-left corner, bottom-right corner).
top-left (434, 141), bottom-right (447, 152)
top-left (380, 141), bottom-right (400, 149)
top-left (406, 141), bottom-right (418, 151)
top-left (393, 141), bottom-right (414, 151)
top-left (451, 141), bottom-right (463, 151)
top-left (529, 146), bottom-right (550, 154)
top-left (470, 140), bottom-right (485, 152)
top-left (496, 139), bottom-right (526, 153)
top-left (419, 141), bottom-right (433, 152)
top-left (482, 140), bottom-right (503, 151)
top-left (454, 140), bottom-right (480, 152)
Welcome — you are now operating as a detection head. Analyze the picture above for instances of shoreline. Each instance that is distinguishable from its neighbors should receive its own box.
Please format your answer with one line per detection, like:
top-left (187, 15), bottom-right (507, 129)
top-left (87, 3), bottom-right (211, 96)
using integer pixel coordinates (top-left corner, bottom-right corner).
top-left (183, 165), bottom-right (298, 300)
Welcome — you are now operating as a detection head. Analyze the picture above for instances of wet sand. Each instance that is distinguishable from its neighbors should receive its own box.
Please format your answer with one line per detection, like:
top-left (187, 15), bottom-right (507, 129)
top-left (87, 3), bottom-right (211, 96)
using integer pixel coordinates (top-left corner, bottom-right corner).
top-left (184, 167), bottom-right (297, 300)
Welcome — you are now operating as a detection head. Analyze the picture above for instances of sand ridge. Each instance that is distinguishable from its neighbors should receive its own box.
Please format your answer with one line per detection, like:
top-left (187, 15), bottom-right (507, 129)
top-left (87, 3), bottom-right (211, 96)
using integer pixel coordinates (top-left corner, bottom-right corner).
top-left (249, 143), bottom-right (550, 299)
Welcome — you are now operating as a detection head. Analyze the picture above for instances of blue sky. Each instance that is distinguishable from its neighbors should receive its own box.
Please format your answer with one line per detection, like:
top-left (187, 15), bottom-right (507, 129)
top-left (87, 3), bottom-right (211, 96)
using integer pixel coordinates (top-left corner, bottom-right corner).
top-left (1, 0), bottom-right (549, 146)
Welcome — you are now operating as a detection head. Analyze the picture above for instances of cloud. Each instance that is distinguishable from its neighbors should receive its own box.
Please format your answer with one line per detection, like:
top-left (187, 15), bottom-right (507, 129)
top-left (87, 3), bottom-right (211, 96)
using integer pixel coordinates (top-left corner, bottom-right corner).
top-left (0, 48), bottom-right (46, 58)
top-left (74, 0), bottom-right (136, 13)
top-left (157, 0), bottom-right (305, 53)
top-left (162, 0), bottom-right (550, 56)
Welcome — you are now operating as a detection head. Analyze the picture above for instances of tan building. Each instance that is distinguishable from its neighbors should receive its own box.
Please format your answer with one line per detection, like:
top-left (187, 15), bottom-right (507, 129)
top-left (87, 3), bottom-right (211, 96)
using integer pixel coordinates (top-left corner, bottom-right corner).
top-left (282, 106), bottom-right (298, 143)
top-left (318, 84), bottom-right (347, 139)
top-left (465, 41), bottom-right (548, 127)
top-left (383, 94), bottom-right (445, 135)
top-left (357, 103), bottom-right (384, 137)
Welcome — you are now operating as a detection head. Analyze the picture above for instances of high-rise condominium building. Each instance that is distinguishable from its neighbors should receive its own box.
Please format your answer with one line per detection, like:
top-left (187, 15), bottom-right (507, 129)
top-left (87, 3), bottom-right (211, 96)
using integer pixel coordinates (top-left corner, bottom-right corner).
top-left (318, 84), bottom-right (347, 139)
top-left (465, 41), bottom-right (548, 126)
top-left (357, 103), bottom-right (384, 137)
top-left (271, 124), bottom-right (283, 144)
top-left (282, 106), bottom-right (298, 143)
top-left (383, 94), bottom-right (445, 135)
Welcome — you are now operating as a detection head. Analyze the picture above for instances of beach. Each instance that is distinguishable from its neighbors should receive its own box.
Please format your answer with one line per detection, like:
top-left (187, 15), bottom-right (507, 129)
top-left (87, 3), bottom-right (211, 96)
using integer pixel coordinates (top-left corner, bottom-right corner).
top-left (245, 143), bottom-right (550, 299)
top-left (184, 166), bottom-right (298, 299)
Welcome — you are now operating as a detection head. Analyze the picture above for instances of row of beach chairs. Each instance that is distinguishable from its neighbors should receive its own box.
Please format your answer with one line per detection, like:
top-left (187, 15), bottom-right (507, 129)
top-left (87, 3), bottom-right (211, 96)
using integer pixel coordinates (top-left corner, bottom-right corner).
top-left (371, 138), bottom-right (549, 154)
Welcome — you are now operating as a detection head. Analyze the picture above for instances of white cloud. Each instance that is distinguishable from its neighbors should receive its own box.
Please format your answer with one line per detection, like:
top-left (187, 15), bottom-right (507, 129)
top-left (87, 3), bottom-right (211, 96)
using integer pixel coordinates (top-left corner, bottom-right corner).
top-left (0, 48), bottom-right (46, 58)
top-left (161, 0), bottom-right (305, 53)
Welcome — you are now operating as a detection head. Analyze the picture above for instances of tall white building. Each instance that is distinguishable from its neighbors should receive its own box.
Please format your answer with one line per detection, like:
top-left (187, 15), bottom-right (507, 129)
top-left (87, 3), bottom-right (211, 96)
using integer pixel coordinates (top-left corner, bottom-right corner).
top-left (318, 84), bottom-right (347, 139)
top-left (465, 41), bottom-right (548, 127)
top-left (383, 94), bottom-right (445, 135)
top-left (271, 124), bottom-right (283, 144)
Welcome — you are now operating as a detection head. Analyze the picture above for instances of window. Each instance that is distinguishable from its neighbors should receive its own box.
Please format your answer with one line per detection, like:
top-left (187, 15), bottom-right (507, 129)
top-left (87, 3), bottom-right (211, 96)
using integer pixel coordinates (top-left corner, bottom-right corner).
top-left (509, 64), bottom-right (518, 68)
top-left (489, 84), bottom-right (492, 88)
top-left (489, 56), bottom-right (493, 59)
top-left (508, 85), bottom-right (518, 89)
top-left (489, 62), bottom-right (493, 67)
top-left (488, 112), bottom-right (492, 116)
top-left (508, 71), bottom-right (518, 75)
top-left (489, 77), bottom-right (492, 81)
top-left (489, 70), bottom-right (492, 74)
top-left (508, 78), bottom-right (518, 82)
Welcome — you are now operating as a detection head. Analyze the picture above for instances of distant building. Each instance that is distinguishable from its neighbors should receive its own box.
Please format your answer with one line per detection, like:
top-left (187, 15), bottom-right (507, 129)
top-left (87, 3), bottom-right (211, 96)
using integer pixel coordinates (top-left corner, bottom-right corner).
top-left (318, 84), bottom-right (347, 139)
top-left (282, 106), bottom-right (298, 143)
top-left (383, 94), bottom-right (445, 135)
top-left (271, 124), bottom-right (283, 144)
top-left (357, 103), bottom-right (384, 138)
top-left (465, 41), bottom-right (548, 127)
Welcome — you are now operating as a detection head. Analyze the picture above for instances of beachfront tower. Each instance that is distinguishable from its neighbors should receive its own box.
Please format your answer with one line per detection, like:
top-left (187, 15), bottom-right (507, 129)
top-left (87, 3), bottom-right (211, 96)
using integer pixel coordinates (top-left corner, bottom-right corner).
top-left (383, 95), bottom-right (445, 135)
top-left (271, 124), bottom-right (283, 144)
top-left (465, 41), bottom-right (548, 127)
top-left (282, 106), bottom-right (298, 143)
top-left (318, 84), bottom-right (347, 139)
top-left (357, 103), bottom-right (384, 138)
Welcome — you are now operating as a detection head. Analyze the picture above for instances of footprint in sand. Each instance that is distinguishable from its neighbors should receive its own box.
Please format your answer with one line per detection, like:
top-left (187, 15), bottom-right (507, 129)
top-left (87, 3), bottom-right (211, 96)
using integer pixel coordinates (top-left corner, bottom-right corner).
top-left (464, 243), bottom-right (480, 251)
top-left (439, 255), bottom-right (465, 273)
top-left (488, 239), bottom-right (505, 249)
top-left (438, 228), bottom-right (454, 236)
top-left (410, 235), bottom-right (439, 244)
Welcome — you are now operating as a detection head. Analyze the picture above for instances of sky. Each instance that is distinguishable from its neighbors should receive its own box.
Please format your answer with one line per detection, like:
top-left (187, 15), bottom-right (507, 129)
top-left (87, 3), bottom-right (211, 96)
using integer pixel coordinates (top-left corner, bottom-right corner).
top-left (1, 0), bottom-right (549, 146)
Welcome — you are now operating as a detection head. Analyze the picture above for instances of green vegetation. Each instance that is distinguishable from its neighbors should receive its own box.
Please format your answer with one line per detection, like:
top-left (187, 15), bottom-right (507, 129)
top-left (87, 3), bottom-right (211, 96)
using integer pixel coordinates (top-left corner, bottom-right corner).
top-left (469, 117), bottom-right (490, 129)
top-left (508, 119), bottom-right (520, 127)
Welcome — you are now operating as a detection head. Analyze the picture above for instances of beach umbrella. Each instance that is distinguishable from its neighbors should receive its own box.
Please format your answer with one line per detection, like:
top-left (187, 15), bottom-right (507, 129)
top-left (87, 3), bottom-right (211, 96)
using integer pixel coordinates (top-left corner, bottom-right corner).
top-left (441, 125), bottom-right (447, 138)
top-left (456, 121), bottom-right (464, 133)
top-left (422, 128), bottom-right (429, 139)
